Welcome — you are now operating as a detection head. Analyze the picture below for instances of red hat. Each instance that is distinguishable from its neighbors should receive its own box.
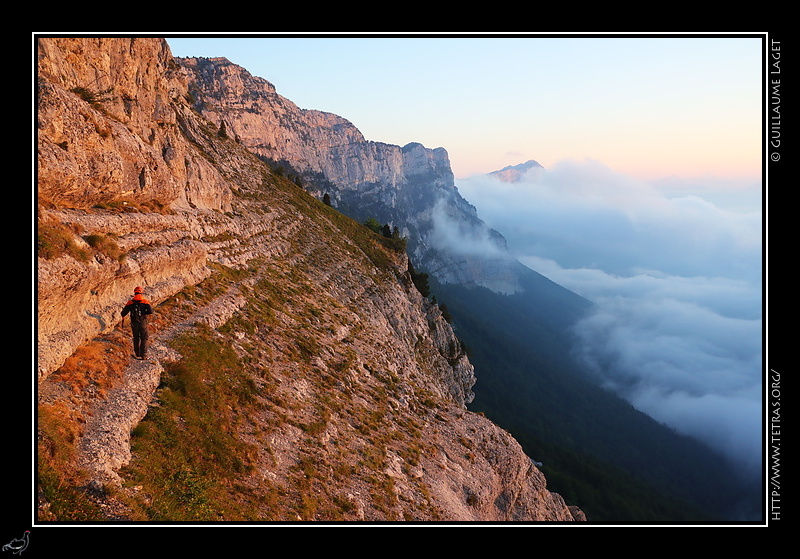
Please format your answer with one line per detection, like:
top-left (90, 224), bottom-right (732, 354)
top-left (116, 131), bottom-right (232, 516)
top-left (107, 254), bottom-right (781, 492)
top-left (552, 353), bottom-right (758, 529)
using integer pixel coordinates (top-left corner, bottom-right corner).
top-left (134, 286), bottom-right (143, 293)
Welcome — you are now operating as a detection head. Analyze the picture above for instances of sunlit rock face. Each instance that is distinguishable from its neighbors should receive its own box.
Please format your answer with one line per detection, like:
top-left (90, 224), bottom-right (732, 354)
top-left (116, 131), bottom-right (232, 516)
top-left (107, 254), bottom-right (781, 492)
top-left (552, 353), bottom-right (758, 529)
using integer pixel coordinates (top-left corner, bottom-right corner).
top-left (36, 37), bottom-right (585, 522)
top-left (178, 56), bottom-right (528, 295)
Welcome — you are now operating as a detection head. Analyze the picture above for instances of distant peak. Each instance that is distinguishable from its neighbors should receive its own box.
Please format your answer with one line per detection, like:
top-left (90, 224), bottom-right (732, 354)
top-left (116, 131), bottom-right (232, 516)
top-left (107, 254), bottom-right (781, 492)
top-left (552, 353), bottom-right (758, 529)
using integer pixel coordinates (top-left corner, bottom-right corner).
top-left (489, 160), bottom-right (543, 183)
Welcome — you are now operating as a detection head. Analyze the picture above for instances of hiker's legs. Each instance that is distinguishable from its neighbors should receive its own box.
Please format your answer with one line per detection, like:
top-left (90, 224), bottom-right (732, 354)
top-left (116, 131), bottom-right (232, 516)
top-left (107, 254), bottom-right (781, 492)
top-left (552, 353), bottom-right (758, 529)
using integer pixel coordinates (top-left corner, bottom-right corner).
top-left (131, 324), bottom-right (141, 357)
top-left (132, 322), bottom-right (148, 358)
top-left (139, 325), bottom-right (148, 358)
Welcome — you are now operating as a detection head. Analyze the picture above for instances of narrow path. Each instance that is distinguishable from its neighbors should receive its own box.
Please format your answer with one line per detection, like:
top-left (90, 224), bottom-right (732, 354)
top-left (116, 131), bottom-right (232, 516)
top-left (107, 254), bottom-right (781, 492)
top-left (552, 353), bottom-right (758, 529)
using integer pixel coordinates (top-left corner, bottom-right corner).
top-left (76, 284), bottom-right (248, 488)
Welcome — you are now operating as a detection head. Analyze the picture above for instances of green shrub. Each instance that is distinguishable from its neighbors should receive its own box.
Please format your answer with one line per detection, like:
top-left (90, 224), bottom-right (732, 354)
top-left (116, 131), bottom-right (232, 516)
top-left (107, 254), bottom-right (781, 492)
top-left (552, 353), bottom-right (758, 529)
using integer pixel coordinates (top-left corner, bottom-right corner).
top-left (363, 217), bottom-right (383, 233)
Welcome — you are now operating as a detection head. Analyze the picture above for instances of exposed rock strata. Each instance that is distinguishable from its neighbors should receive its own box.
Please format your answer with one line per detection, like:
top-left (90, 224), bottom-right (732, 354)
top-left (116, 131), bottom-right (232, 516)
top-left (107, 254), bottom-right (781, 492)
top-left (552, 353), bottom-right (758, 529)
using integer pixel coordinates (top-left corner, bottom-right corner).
top-left (178, 55), bottom-right (528, 294)
top-left (36, 36), bottom-right (583, 522)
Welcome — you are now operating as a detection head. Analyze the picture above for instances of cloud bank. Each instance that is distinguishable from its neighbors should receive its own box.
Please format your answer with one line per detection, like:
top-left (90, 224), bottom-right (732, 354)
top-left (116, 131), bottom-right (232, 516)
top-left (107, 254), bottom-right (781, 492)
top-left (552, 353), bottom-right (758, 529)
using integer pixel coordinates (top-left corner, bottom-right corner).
top-left (456, 159), bottom-right (763, 483)
top-left (428, 198), bottom-right (509, 260)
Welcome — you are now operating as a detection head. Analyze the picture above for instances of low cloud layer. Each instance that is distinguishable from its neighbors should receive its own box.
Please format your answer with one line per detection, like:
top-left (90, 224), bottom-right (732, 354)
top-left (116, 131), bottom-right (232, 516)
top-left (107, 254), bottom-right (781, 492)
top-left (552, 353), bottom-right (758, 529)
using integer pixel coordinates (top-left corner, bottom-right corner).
top-left (457, 159), bottom-right (763, 483)
top-left (428, 198), bottom-right (509, 260)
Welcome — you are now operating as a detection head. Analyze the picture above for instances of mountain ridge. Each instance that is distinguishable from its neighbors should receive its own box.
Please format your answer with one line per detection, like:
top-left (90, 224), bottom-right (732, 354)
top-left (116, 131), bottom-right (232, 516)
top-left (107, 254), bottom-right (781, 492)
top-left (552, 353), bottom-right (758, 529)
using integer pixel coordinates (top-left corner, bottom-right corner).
top-left (36, 37), bottom-right (754, 524)
top-left (171, 51), bottom-right (755, 522)
top-left (177, 55), bottom-right (547, 296)
top-left (36, 36), bottom-right (585, 523)
top-left (489, 159), bottom-right (544, 182)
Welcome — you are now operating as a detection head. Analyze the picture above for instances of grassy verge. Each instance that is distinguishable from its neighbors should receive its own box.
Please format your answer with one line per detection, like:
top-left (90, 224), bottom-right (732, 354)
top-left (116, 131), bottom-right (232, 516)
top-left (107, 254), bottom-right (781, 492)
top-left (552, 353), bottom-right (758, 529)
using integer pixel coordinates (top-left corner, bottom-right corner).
top-left (122, 324), bottom-right (265, 521)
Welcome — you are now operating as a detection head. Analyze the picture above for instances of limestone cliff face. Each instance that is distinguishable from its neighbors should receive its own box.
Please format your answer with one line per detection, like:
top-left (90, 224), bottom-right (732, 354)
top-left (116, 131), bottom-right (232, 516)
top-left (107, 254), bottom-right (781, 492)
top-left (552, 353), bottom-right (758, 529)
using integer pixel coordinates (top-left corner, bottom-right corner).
top-left (36, 38), bottom-right (232, 213)
top-left (178, 56), bottom-right (528, 294)
top-left (176, 57), bottom-right (448, 194)
top-left (36, 37), bottom-right (583, 522)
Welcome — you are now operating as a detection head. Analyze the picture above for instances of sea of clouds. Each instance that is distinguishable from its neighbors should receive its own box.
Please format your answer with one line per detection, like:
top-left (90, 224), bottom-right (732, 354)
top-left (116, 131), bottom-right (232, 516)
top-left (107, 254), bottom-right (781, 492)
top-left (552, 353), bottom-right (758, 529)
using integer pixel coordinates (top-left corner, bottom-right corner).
top-left (456, 159), bottom-right (764, 484)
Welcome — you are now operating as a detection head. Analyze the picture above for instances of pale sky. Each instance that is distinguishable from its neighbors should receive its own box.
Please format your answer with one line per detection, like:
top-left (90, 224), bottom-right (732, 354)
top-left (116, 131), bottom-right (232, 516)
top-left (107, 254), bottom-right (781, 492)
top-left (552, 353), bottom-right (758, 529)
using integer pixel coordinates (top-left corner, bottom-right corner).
top-left (165, 34), bottom-right (764, 182)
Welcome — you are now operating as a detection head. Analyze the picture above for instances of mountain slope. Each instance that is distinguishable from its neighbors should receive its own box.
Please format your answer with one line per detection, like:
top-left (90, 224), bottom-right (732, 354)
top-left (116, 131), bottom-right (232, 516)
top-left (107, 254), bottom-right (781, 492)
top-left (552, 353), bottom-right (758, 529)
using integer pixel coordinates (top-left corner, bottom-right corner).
top-left (35, 37), bottom-right (583, 523)
top-left (433, 279), bottom-right (752, 521)
top-left (178, 55), bottom-right (541, 296)
top-left (172, 52), bottom-right (756, 521)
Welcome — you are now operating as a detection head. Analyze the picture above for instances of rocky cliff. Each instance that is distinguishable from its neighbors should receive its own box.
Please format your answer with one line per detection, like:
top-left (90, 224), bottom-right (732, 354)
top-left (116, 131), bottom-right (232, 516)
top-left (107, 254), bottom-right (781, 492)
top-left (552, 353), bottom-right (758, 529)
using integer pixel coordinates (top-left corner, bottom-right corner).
top-left (177, 55), bottom-right (532, 295)
top-left (36, 37), bottom-right (583, 522)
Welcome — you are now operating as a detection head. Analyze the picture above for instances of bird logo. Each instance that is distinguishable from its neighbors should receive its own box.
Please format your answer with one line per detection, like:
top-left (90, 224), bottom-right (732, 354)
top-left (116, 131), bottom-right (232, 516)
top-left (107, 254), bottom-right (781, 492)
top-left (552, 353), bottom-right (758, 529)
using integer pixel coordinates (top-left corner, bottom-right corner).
top-left (2, 531), bottom-right (29, 555)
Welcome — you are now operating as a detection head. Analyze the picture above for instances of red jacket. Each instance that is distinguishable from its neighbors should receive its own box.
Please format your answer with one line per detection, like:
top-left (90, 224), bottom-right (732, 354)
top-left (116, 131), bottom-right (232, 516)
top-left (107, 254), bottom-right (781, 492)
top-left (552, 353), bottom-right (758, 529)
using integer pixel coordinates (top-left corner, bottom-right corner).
top-left (122, 294), bottom-right (153, 322)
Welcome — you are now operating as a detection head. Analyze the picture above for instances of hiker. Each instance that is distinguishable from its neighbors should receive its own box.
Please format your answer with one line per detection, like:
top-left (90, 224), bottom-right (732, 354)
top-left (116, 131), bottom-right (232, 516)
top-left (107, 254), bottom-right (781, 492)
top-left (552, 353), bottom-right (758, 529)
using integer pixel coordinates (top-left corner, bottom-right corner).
top-left (121, 286), bottom-right (153, 359)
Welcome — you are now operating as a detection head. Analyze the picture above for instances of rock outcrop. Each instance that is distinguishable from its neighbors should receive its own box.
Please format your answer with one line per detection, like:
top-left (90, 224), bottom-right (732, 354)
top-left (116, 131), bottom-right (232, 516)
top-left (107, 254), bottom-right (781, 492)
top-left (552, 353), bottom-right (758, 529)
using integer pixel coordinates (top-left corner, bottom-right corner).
top-left (178, 55), bottom-right (531, 294)
top-left (36, 36), bottom-right (583, 522)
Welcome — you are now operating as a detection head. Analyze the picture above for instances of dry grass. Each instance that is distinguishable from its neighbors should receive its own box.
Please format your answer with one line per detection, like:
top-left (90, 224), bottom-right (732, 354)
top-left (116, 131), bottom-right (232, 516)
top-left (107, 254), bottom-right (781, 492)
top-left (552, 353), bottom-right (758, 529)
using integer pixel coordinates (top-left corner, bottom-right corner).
top-left (37, 328), bottom-right (134, 520)
top-left (37, 220), bottom-right (90, 261)
top-left (51, 331), bottom-right (130, 400)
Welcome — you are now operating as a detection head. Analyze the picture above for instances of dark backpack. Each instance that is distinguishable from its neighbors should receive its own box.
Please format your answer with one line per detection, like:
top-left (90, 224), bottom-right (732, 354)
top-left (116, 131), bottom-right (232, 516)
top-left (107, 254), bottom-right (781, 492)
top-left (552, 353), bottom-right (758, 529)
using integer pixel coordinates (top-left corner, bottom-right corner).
top-left (129, 301), bottom-right (150, 323)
